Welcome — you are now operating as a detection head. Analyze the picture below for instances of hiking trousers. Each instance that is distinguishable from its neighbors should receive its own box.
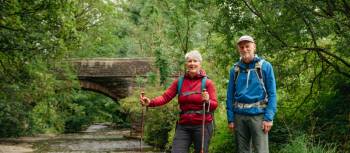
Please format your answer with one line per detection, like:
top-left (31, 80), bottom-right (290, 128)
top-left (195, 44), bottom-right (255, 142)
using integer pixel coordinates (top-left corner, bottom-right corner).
top-left (171, 123), bottom-right (213, 153)
top-left (235, 114), bottom-right (269, 153)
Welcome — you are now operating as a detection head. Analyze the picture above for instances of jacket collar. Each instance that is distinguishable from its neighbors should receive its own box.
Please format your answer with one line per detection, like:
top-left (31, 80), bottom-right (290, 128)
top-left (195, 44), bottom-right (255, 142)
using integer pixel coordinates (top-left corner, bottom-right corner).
top-left (184, 69), bottom-right (207, 79)
top-left (238, 55), bottom-right (261, 69)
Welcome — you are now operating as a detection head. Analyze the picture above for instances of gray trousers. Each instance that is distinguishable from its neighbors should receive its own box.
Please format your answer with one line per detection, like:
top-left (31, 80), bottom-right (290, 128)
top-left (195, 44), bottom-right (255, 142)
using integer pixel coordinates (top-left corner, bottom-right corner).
top-left (235, 114), bottom-right (269, 153)
top-left (171, 123), bottom-right (213, 153)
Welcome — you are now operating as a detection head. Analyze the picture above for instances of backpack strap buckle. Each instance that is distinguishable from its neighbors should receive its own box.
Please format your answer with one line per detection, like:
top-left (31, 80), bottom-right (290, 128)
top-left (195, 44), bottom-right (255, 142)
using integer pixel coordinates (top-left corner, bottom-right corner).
top-left (234, 100), bottom-right (267, 109)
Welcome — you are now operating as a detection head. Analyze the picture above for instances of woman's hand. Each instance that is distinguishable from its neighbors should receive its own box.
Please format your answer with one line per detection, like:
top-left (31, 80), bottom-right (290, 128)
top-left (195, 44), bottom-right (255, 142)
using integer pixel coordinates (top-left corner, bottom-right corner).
top-left (139, 92), bottom-right (150, 106)
top-left (202, 89), bottom-right (209, 102)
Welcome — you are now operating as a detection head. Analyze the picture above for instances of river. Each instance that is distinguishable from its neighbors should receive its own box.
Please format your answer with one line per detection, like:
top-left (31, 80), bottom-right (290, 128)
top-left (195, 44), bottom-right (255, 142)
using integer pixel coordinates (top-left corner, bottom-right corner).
top-left (0, 123), bottom-right (159, 153)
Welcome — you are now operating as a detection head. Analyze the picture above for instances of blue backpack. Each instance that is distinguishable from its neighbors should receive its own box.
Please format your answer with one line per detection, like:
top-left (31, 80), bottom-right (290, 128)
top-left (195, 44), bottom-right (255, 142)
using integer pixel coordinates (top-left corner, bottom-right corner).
top-left (234, 59), bottom-right (267, 97)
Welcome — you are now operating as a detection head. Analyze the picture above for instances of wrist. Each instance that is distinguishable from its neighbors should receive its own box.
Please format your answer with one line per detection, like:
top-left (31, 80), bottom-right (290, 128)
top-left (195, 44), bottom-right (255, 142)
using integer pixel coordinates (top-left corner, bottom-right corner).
top-left (264, 119), bottom-right (273, 122)
top-left (263, 120), bottom-right (273, 125)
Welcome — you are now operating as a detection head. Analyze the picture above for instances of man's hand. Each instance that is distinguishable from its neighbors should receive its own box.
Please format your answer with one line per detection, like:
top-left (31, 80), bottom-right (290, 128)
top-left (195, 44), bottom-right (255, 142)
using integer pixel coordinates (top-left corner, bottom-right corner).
top-left (262, 121), bottom-right (273, 134)
top-left (228, 122), bottom-right (235, 132)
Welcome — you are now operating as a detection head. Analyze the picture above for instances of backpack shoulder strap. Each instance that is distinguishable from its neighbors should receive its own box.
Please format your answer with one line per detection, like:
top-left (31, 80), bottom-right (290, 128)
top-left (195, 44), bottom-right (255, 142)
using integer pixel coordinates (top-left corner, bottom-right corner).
top-left (255, 59), bottom-right (265, 80)
top-left (177, 76), bottom-right (184, 95)
top-left (177, 76), bottom-right (207, 95)
top-left (255, 59), bottom-right (268, 100)
top-left (233, 63), bottom-right (240, 85)
top-left (201, 76), bottom-right (207, 92)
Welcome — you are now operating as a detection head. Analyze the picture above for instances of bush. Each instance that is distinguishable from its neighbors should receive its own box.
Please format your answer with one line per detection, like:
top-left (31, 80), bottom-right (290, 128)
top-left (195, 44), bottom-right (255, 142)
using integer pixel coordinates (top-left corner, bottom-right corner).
top-left (30, 101), bottom-right (65, 134)
top-left (64, 115), bottom-right (89, 133)
top-left (0, 98), bottom-right (30, 137)
top-left (279, 134), bottom-right (337, 153)
top-left (64, 90), bottom-right (128, 132)
top-left (120, 85), bottom-right (178, 151)
top-left (301, 78), bottom-right (350, 152)
top-left (145, 105), bottom-right (177, 149)
top-left (209, 105), bottom-right (236, 153)
top-left (63, 103), bottom-right (89, 133)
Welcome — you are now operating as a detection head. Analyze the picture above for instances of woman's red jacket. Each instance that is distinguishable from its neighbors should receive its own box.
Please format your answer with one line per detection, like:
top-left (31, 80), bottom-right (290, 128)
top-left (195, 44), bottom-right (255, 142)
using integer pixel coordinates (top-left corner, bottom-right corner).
top-left (148, 70), bottom-right (218, 125)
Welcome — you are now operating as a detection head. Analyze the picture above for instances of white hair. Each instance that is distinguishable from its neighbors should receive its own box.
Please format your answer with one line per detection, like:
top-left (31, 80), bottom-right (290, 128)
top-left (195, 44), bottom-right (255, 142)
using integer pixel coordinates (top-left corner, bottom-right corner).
top-left (185, 50), bottom-right (202, 62)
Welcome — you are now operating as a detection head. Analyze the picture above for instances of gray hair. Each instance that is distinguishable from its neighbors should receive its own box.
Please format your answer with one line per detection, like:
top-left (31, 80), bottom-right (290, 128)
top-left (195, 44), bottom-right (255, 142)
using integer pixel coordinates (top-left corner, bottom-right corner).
top-left (185, 50), bottom-right (202, 62)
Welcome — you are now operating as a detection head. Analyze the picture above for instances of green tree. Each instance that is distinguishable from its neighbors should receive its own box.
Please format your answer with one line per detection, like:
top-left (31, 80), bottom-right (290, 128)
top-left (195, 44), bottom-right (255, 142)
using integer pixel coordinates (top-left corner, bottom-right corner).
top-left (213, 0), bottom-right (350, 151)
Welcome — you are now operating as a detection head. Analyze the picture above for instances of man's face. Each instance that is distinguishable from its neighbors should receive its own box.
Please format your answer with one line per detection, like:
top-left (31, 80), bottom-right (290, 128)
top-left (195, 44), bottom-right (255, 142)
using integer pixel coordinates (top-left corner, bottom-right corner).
top-left (237, 41), bottom-right (256, 64)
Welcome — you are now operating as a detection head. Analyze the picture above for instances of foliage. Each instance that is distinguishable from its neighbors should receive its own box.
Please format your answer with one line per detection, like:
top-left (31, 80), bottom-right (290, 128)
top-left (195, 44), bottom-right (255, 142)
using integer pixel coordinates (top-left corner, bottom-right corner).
top-left (0, 0), bottom-right (349, 152)
top-left (71, 0), bottom-right (137, 58)
top-left (65, 90), bottom-right (127, 133)
top-left (0, 58), bottom-right (79, 135)
top-left (30, 101), bottom-right (66, 134)
top-left (120, 75), bottom-right (178, 150)
top-left (0, 94), bottom-right (30, 137)
top-left (0, 0), bottom-right (79, 136)
top-left (145, 102), bottom-right (178, 150)
top-left (209, 105), bottom-right (236, 153)
top-left (63, 103), bottom-right (89, 133)
top-left (0, 0), bottom-right (127, 136)
top-left (303, 76), bottom-right (350, 152)
top-left (155, 46), bottom-right (170, 86)
top-left (146, 72), bottom-right (158, 86)
top-left (211, 0), bottom-right (350, 152)
top-left (279, 134), bottom-right (337, 153)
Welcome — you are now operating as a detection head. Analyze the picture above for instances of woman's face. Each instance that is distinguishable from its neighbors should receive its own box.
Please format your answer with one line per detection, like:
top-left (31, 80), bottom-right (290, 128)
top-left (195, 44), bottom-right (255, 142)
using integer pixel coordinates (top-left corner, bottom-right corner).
top-left (186, 57), bottom-right (201, 76)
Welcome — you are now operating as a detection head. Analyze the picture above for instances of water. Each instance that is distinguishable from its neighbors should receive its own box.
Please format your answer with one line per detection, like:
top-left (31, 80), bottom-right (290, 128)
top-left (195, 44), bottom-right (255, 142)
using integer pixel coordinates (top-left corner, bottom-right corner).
top-left (5, 123), bottom-right (158, 153)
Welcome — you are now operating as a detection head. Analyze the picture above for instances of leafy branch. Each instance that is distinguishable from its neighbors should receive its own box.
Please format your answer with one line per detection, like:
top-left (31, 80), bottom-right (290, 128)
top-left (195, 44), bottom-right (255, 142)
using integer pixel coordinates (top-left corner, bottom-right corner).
top-left (241, 0), bottom-right (350, 78)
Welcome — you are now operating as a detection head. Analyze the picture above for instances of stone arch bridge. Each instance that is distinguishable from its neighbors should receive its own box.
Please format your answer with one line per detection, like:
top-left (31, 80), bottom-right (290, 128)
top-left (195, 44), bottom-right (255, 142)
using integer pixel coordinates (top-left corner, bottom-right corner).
top-left (71, 58), bottom-right (156, 101)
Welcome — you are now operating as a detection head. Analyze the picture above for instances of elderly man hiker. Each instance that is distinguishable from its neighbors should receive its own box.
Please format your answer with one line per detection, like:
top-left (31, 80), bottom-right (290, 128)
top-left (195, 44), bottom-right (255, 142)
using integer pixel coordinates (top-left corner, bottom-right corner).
top-left (226, 35), bottom-right (277, 153)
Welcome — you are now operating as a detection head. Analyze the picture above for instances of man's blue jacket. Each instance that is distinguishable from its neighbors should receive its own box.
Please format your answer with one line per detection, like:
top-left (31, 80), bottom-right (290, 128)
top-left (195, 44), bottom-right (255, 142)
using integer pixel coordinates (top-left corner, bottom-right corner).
top-left (226, 56), bottom-right (277, 122)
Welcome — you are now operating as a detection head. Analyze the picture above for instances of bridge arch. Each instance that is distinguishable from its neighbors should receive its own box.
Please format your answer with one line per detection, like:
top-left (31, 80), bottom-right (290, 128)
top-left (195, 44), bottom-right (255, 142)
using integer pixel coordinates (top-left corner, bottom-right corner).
top-left (71, 58), bottom-right (156, 101)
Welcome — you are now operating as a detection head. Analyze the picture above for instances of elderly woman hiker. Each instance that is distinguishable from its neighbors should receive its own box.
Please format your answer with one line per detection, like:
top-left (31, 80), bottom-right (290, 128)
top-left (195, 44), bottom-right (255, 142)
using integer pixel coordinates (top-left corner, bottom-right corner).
top-left (139, 50), bottom-right (218, 153)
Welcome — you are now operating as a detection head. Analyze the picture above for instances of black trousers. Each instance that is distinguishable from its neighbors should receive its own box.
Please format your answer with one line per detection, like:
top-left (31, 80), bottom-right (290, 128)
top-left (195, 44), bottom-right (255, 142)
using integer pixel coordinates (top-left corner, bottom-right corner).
top-left (171, 123), bottom-right (213, 153)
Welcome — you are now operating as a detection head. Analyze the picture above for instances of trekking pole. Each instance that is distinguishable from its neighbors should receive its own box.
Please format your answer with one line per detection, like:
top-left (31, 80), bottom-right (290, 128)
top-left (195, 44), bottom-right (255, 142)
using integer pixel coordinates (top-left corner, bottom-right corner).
top-left (140, 91), bottom-right (145, 152)
top-left (200, 89), bottom-right (207, 153)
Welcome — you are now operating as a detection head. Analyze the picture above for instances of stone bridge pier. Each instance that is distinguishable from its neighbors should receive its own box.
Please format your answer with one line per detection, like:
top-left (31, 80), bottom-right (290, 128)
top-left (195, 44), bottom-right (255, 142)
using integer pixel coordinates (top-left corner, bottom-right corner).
top-left (72, 58), bottom-right (156, 101)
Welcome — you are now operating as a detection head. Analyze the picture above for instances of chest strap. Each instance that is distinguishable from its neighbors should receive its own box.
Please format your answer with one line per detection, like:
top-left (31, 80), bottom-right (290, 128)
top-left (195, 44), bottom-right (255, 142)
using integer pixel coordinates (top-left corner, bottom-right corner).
top-left (234, 100), bottom-right (267, 109)
top-left (180, 91), bottom-right (201, 96)
top-left (180, 110), bottom-right (212, 115)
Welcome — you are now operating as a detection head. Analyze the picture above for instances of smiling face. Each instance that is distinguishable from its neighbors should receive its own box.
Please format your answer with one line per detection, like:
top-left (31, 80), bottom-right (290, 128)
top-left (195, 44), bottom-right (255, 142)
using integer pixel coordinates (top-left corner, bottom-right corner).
top-left (237, 41), bottom-right (256, 64)
top-left (186, 57), bottom-right (201, 77)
